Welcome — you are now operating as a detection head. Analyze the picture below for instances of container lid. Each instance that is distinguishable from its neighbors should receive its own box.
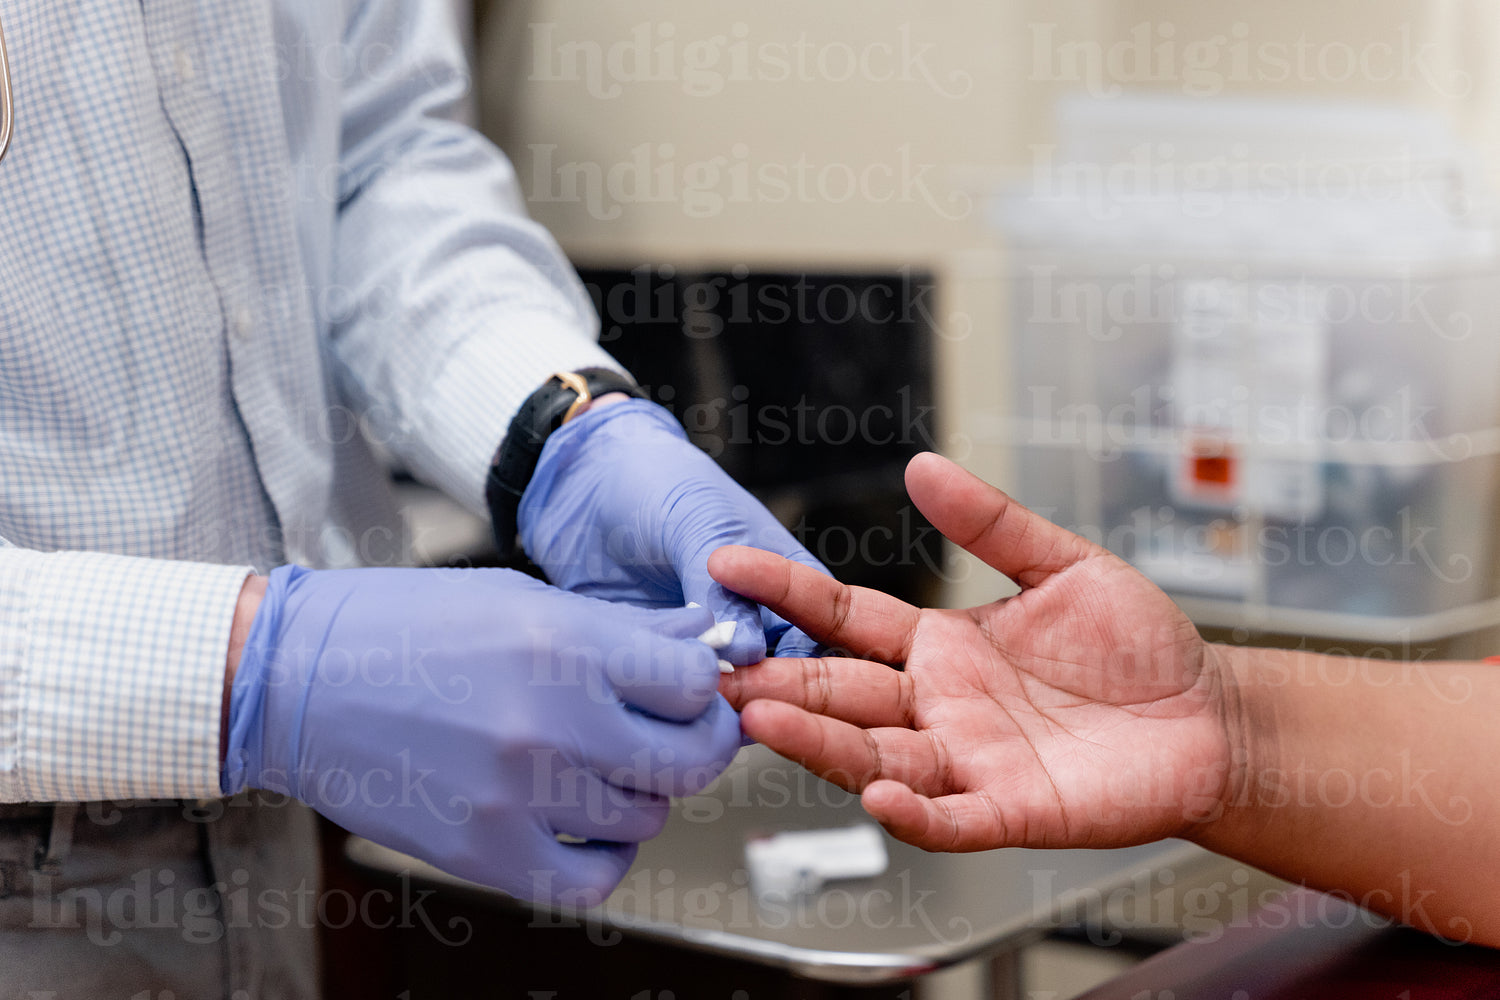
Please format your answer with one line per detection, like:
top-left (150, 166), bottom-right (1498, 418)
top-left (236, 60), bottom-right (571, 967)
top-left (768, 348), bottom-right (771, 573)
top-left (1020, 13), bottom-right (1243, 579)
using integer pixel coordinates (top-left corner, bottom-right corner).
top-left (993, 94), bottom-right (1497, 265)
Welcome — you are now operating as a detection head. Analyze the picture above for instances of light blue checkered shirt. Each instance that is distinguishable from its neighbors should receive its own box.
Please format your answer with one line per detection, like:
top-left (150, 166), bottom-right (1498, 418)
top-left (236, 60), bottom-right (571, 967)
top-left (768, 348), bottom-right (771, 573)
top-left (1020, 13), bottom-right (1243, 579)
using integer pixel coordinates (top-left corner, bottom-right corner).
top-left (0, 0), bottom-right (616, 803)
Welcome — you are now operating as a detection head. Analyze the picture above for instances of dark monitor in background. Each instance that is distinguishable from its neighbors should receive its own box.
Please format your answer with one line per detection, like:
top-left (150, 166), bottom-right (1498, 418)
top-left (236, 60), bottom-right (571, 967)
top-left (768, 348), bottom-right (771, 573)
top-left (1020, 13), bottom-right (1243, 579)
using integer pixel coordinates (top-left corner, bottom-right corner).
top-left (583, 265), bottom-right (944, 609)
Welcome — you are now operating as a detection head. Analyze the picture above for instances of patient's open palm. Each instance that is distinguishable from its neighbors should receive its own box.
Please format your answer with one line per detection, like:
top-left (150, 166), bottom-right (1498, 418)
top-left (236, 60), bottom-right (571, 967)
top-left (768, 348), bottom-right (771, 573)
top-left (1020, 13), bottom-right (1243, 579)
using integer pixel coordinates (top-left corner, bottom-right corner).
top-left (711, 453), bottom-right (1234, 853)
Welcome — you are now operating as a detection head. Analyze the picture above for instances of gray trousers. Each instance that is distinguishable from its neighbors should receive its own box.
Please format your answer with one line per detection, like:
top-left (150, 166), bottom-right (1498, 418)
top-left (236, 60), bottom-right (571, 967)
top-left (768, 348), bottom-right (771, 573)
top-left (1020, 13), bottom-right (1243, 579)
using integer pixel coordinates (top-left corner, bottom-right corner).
top-left (0, 794), bottom-right (320, 1000)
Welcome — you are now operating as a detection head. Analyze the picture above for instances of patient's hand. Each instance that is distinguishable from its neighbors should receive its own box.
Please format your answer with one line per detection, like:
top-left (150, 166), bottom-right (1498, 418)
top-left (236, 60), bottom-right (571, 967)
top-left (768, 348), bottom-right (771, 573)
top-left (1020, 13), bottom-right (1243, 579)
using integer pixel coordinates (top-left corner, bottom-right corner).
top-left (711, 453), bottom-right (1236, 853)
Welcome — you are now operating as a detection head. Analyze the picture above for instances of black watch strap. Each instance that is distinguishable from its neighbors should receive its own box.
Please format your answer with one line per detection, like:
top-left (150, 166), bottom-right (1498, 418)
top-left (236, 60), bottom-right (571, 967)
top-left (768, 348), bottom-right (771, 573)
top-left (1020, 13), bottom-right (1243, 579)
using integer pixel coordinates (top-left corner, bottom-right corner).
top-left (485, 367), bottom-right (647, 559)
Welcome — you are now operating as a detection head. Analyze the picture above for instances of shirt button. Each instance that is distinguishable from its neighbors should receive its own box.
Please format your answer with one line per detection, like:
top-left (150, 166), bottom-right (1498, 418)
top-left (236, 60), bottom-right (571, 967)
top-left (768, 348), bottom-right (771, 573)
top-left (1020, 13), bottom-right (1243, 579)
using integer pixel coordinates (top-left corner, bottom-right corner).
top-left (175, 48), bottom-right (196, 83)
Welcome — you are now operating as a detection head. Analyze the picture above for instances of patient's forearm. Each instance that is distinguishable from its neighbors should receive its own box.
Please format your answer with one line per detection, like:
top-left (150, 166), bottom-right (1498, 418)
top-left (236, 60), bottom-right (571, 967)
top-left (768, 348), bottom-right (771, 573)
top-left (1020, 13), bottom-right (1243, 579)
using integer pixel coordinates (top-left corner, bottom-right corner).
top-left (1192, 645), bottom-right (1500, 945)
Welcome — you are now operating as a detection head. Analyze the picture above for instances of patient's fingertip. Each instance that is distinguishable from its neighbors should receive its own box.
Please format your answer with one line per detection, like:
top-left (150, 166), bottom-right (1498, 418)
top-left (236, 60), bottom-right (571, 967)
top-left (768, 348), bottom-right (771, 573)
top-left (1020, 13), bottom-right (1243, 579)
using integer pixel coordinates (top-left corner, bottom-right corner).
top-left (863, 781), bottom-right (926, 841)
top-left (906, 450), bottom-right (942, 472)
top-left (862, 779), bottom-right (903, 810)
top-left (708, 544), bottom-right (761, 579)
top-left (706, 546), bottom-right (735, 579)
top-left (738, 698), bottom-right (776, 728)
top-left (904, 451), bottom-right (951, 488)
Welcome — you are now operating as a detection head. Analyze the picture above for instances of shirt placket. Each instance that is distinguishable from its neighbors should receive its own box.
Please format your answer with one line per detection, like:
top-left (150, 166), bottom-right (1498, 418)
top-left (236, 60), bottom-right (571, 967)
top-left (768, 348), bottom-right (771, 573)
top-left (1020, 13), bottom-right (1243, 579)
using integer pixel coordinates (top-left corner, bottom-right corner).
top-left (139, 0), bottom-right (333, 566)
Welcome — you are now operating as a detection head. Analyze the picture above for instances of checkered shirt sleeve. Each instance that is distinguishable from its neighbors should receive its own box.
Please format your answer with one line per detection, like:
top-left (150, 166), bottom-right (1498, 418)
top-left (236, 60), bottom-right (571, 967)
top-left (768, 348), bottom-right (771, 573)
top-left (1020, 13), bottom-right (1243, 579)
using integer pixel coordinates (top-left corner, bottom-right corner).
top-left (0, 0), bottom-right (613, 803)
top-left (0, 547), bottom-right (249, 802)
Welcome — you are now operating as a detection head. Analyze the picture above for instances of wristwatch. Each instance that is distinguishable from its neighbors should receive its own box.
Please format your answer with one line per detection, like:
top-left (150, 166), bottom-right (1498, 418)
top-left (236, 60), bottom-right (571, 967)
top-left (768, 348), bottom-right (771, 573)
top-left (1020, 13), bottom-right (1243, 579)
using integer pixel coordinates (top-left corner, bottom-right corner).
top-left (484, 367), bottom-right (647, 559)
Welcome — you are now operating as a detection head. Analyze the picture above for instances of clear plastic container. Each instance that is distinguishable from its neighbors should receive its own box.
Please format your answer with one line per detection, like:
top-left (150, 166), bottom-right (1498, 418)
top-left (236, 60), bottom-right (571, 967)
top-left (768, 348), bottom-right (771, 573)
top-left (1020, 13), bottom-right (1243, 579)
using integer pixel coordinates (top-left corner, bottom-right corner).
top-left (992, 96), bottom-right (1500, 640)
top-left (1004, 261), bottom-right (1500, 640)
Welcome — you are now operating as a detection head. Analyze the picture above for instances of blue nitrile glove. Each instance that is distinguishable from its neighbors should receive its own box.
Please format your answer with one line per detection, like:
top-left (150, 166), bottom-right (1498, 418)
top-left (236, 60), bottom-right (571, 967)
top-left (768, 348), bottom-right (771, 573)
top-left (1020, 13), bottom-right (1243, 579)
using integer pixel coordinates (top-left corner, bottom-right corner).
top-left (518, 398), bottom-right (829, 665)
top-left (222, 565), bottom-right (740, 905)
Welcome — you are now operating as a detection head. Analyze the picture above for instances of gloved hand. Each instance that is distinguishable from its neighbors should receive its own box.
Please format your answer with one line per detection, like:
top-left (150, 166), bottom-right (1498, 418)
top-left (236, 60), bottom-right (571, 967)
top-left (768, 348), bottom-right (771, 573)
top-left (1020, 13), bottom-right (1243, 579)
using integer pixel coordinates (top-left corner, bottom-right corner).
top-left (518, 398), bottom-right (829, 665)
top-left (222, 564), bottom-right (740, 905)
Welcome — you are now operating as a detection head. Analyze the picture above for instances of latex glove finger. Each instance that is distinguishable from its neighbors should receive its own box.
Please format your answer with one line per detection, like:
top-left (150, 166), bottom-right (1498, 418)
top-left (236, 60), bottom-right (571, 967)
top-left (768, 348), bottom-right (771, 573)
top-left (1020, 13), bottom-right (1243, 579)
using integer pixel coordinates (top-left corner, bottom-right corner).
top-left (542, 770), bottom-right (672, 844)
top-left (580, 693), bottom-right (743, 800)
top-left (643, 601), bottom-right (718, 641)
top-left (602, 627), bottom-right (723, 722)
top-left (507, 838), bottom-right (640, 906)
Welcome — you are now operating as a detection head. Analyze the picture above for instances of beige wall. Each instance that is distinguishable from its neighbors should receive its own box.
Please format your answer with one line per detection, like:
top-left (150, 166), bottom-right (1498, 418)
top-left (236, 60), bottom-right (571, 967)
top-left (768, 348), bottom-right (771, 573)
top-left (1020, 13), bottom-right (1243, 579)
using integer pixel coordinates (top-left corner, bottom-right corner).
top-left (478, 1), bottom-right (1096, 267)
top-left (478, 1), bottom-right (1500, 266)
top-left (476, 1), bottom-right (1500, 620)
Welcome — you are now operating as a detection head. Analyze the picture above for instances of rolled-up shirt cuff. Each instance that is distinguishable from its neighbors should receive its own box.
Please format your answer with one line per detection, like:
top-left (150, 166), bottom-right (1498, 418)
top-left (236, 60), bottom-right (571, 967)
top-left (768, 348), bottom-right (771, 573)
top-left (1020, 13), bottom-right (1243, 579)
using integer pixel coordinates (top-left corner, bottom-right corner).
top-left (403, 317), bottom-right (625, 518)
top-left (0, 548), bottom-right (249, 803)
